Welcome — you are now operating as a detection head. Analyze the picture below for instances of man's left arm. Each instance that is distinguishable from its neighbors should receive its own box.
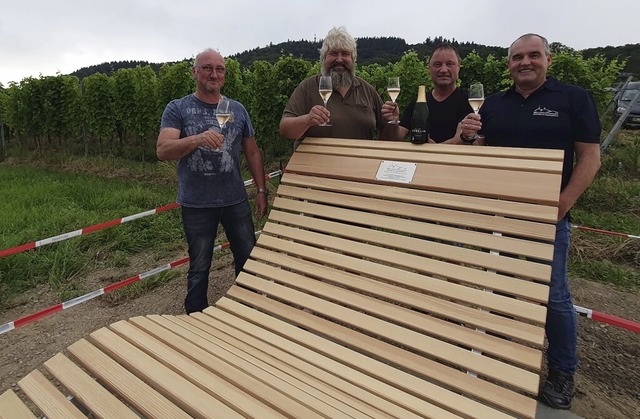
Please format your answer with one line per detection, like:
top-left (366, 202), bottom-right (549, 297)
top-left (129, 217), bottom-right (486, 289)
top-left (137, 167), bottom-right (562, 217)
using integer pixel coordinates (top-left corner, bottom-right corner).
top-left (558, 142), bottom-right (601, 220)
top-left (242, 137), bottom-right (268, 220)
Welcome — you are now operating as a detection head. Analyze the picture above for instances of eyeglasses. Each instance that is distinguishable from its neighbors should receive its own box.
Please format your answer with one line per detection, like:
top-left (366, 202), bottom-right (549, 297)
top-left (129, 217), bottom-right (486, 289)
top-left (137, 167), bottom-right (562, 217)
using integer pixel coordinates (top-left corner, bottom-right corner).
top-left (327, 50), bottom-right (352, 58)
top-left (196, 65), bottom-right (226, 74)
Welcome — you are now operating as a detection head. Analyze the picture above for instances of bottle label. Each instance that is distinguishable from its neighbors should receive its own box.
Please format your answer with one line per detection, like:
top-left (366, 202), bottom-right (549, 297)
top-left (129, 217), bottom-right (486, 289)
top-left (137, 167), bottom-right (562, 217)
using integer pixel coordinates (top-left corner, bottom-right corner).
top-left (411, 128), bottom-right (428, 144)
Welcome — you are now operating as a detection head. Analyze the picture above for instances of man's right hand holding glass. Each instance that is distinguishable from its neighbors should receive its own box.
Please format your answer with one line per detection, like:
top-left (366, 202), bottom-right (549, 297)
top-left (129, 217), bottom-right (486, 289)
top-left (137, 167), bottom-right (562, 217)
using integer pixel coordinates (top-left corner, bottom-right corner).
top-left (381, 101), bottom-right (399, 124)
top-left (306, 105), bottom-right (331, 127)
top-left (198, 129), bottom-right (224, 151)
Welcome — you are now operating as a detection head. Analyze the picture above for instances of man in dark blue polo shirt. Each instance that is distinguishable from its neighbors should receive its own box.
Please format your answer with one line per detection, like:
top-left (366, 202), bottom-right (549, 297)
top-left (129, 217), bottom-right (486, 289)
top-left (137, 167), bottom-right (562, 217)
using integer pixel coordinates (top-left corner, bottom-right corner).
top-left (459, 33), bottom-right (601, 410)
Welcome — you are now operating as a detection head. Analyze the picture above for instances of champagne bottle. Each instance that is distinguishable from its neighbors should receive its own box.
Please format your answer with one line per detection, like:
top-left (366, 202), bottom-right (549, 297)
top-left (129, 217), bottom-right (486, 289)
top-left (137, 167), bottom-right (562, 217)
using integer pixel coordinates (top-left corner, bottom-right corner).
top-left (410, 85), bottom-right (429, 144)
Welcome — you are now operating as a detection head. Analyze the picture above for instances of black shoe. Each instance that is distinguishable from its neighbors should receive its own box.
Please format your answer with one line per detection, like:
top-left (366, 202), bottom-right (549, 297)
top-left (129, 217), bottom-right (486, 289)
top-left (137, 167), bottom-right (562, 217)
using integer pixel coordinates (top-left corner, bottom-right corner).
top-left (540, 370), bottom-right (574, 410)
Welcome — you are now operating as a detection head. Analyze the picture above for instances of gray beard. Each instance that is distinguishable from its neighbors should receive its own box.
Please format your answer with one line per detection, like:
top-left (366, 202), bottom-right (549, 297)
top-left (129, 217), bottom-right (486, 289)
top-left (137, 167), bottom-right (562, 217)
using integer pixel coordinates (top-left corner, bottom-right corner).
top-left (322, 67), bottom-right (354, 90)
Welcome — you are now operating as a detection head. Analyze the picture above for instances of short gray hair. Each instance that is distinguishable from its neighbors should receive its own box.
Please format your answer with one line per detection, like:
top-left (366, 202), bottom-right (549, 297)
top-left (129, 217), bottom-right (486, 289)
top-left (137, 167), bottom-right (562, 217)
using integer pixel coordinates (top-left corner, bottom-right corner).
top-left (319, 26), bottom-right (357, 62)
top-left (508, 33), bottom-right (551, 59)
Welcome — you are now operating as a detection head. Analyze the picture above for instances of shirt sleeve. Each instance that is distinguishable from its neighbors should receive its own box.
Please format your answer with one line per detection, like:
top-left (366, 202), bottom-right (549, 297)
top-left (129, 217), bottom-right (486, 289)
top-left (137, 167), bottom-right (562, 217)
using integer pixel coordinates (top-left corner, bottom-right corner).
top-left (283, 77), bottom-right (314, 118)
top-left (160, 100), bottom-right (182, 130)
top-left (571, 88), bottom-right (601, 143)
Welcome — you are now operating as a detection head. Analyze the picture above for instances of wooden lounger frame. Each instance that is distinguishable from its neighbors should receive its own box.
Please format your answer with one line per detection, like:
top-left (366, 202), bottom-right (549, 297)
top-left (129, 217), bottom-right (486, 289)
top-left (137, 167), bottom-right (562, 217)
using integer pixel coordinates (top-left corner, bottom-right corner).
top-left (0, 138), bottom-right (564, 419)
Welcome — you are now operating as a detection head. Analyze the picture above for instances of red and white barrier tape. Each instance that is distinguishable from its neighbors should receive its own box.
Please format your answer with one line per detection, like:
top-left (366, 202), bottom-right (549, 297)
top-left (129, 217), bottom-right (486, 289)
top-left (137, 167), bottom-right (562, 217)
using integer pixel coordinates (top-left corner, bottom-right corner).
top-left (0, 170), bottom-right (281, 259)
top-left (572, 224), bottom-right (639, 240)
top-left (0, 231), bottom-right (268, 335)
top-left (2, 250), bottom-right (638, 335)
top-left (574, 305), bottom-right (640, 334)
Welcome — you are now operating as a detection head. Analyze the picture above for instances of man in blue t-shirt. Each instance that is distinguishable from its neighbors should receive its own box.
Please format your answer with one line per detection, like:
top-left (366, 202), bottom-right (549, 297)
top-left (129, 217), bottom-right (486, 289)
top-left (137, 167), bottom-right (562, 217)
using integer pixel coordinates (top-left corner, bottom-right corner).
top-left (157, 48), bottom-right (268, 314)
top-left (460, 33), bottom-right (601, 411)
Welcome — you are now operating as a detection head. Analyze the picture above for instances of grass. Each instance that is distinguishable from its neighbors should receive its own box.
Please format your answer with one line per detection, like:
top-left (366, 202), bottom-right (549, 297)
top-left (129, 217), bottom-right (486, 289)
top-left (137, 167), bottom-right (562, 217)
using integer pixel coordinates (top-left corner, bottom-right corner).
top-left (569, 129), bottom-right (640, 291)
top-left (0, 163), bottom-right (185, 310)
top-left (0, 154), bottom-right (279, 311)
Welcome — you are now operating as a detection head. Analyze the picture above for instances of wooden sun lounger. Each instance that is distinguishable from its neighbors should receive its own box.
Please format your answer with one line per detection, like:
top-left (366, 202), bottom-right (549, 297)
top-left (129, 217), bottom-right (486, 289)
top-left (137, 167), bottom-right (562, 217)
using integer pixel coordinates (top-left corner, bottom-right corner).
top-left (0, 138), bottom-right (564, 418)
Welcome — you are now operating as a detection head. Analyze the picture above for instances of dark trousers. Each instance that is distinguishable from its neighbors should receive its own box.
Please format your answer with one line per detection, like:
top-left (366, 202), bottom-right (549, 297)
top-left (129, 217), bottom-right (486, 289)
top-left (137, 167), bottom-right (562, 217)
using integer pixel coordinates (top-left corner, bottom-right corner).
top-left (181, 200), bottom-right (256, 314)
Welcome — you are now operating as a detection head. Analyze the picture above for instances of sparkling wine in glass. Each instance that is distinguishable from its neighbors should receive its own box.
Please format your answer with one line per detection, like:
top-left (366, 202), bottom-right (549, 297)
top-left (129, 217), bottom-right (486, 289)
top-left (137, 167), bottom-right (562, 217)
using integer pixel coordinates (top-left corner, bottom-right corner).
top-left (318, 75), bottom-right (332, 127)
top-left (468, 83), bottom-right (484, 114)
top-left (216, 96), bottom-right (231, 128)
top-left (387, 77), bottom-right (400, 124)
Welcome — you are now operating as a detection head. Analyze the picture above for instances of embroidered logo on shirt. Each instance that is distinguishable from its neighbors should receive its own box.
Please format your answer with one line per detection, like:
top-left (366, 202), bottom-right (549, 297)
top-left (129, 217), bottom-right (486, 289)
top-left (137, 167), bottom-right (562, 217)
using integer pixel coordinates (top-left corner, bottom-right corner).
top-left (533, 107), bottom-right (559, 117)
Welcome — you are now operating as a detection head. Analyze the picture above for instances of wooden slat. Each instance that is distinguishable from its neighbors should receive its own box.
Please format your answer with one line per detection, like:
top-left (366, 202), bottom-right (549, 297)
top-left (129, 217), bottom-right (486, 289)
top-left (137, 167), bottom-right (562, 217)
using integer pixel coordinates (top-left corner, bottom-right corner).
top-left (67, 338), bottom-right (191, 419)
top-left (256, 234), bottom-right (547, 324)
top-left (119, 316), bottom-right (331, 419)
top-left (212, 296), bottom-right (535, 419)
top-left (282, 172), bottom-right (559, 222)
top-left (171, 314), bottom-right (399, 419)
top-left (273, 197), bottom-right (554, 261)
top-left (108, 320), bottom-right (302, 418)
top-left (296, 144), bottom-right (563, 174)
top-left (286, 152), bottom-right (562, 205)
top-left (235, 272), bottom-right (540, 394)
top-left (132, 315), bottom-right (368, 419)
top-left (89, 326), bottom-right (244, 418)
top-left (0, 389), bottom-right (37, 419)
top-left (244, 258), bottom-right (542, 368)
top-left (204, 302), bottom-right (488, 419)
top-left (43, 353), bottom-right (139, 419)
top-left (262, 221), bottom-right (550, 303)
top-left (202, 304), bottom-right (465, 419)
top-left (249, 246), bottom-right (545, 346)
top-left (18, 369), bottom-right (85, 419)
top-left (301, 137), bottom-right (564, 161)
top-left (278, 184), bottom-right (556, 241)
top-left (268, 209), bottom-right (551, 282)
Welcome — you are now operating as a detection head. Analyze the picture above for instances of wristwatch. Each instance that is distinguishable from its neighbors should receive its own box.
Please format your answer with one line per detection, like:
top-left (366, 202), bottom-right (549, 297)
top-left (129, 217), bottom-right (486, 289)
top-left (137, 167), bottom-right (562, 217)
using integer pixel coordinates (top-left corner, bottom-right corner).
top-left (460, 132), bottom-right (477, 145)
top-left (257, 188), bottom-right (269, 197)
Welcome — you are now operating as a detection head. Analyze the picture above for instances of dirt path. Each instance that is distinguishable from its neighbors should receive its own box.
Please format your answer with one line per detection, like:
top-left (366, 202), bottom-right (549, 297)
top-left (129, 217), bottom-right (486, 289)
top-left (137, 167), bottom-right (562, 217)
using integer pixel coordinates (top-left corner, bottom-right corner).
top-left (1, 258), bottom-right (638, 418)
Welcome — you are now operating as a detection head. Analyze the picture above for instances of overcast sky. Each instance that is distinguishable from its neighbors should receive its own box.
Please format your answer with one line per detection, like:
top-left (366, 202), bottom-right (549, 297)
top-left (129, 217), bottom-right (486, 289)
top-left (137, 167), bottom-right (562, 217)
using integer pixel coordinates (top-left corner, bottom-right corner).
top-left (2, 0), bottom-right (638, 86)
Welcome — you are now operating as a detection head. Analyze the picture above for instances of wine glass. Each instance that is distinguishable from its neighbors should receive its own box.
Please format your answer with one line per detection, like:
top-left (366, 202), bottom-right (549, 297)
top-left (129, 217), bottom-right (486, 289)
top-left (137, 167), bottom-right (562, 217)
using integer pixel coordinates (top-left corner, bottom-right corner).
top-left (387, 77), bottom-right (400, 124)
top-left (468, 83), bottom-right (484, 114)
top-left (318, 75), bottom-right (332, 127)
top-left (215, 96), bottom-right (231, 129)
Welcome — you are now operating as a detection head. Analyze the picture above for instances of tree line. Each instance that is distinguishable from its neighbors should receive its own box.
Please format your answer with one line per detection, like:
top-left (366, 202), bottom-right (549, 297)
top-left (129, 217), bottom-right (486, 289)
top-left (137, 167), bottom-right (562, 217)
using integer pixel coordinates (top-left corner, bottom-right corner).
top-left (0, 49), bottom-right (624, 164)
top-left (229, 37), bottom-right (639, 76)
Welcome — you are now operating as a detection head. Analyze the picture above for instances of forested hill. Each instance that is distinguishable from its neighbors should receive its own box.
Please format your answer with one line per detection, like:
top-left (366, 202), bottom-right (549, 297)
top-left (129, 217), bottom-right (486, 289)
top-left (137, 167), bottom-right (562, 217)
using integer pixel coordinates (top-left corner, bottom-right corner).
top-left (228, 36), bottom-right (508, 67)
top-left (71, 37), bottom-right (640, 79)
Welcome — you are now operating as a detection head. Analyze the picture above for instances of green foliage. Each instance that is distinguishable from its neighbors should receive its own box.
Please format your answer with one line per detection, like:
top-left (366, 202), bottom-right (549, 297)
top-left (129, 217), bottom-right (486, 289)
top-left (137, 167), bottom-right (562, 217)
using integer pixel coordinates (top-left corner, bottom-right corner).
top-left (83, 73), bottom-right (116, 149)
top-left (582, 43), bottom-right (640, 80)
top-left (361, 51), bottom-right (430, 113)
top-left (460, 53), bottom-right (507, 95)
top-left (111, 66), bottom-right (159, 160)
top-left (131, 66), bottom-right (159, 159)
top-left (0, 44), bottom-right (627, 163)
top-left (157, 61), bottom-right (194, 113)
top-left (459, 51), bottom-right (485, 87)
top-left (393, 51), bottom-right (431, 109)
top-left (549, 51), bottom-right (625, 113)
top-left (246, 55), bottom-right (311, 160)
top-left (221, 58), bottom-right (248, 104)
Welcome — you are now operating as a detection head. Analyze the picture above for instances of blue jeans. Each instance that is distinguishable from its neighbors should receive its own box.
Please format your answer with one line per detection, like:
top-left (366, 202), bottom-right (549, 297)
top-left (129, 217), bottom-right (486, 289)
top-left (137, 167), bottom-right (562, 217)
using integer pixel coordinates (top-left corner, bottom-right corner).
top-left (181, 200), bottom-right (256, 314)
top-left (546, 216), bottom-right (578, 375)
